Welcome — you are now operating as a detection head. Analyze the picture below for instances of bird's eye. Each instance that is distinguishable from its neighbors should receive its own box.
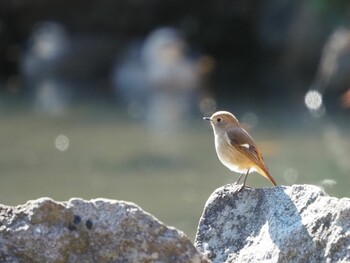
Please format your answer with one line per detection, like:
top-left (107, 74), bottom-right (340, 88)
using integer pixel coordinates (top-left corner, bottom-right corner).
top-left (217, 118), bottom-right (222, 123)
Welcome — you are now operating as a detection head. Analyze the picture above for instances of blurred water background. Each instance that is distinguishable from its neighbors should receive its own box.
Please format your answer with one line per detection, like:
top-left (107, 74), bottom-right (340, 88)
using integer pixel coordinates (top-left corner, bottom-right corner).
top-left (1, 0), bottom-right (350, 239)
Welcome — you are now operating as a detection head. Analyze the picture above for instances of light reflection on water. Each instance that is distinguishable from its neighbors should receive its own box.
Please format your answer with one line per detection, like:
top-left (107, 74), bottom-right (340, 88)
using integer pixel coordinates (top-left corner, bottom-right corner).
top-left (0, 104), bottom-right (349, 240)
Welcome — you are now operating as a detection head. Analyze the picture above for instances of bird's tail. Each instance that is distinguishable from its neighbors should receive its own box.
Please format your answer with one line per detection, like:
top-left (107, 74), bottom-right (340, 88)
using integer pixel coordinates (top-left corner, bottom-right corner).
top-left (257, 164), bottom-right (277, 186)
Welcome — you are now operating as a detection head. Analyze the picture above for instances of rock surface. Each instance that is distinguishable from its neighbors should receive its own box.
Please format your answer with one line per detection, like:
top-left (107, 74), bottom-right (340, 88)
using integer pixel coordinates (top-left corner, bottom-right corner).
top-left (195, 184), bottom-right (350, 263)
top-left (0, 198), bottom-right (208, 263)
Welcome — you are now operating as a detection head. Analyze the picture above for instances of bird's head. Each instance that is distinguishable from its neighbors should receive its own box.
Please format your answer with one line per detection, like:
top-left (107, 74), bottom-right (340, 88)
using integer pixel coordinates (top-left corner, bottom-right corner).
top-left (203, 111), bottom-right (240, 131)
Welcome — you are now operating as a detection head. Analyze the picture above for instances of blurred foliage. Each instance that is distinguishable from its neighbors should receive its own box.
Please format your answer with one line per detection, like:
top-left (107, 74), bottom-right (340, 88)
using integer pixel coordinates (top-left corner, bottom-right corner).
top-left (0, 0), bottom-right (349, 106)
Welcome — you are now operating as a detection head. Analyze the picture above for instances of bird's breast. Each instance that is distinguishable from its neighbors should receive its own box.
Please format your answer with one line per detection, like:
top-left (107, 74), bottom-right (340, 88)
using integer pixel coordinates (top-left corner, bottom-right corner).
top-left (214, 133), bottom-right (255, 174)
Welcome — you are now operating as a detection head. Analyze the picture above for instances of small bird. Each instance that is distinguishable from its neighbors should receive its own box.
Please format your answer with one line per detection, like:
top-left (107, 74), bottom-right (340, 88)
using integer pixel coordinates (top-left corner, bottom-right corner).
top-left (204, 111), bottom-right (277, 190)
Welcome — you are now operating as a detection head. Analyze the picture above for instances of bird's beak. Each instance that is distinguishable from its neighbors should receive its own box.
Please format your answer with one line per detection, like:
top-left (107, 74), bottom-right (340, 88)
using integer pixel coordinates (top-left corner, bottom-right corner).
top-left (203, 117), bottom-right (211, 121)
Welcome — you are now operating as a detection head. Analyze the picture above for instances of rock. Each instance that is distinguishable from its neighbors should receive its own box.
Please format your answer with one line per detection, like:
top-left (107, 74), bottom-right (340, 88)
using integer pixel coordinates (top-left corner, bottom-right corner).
top-left (195, 184), bottom-right (350, 263)
top-left (0, 198), bottom-right (209, 263)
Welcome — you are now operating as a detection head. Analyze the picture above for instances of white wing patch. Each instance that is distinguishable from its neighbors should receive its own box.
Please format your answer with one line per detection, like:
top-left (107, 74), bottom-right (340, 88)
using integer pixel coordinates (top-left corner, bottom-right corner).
top-left (240, 143), bottom-right (250, 149)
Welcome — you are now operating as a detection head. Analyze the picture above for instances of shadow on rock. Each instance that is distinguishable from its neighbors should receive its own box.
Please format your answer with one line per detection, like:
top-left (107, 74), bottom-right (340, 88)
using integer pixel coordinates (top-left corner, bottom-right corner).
top-left (195, 184), bottom-right (349, 262)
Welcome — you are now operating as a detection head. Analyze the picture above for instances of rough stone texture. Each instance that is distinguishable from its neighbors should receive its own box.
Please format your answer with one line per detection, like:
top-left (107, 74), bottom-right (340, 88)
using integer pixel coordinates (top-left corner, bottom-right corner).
top-left (0, 198), bottom-right (208, 263)
top-left (195, 184), bottom-right (350, 263)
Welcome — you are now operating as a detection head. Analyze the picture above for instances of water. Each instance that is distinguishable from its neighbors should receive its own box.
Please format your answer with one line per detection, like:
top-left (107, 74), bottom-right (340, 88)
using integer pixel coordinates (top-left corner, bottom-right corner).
top-left (0, 103), bottom-right (349, 240)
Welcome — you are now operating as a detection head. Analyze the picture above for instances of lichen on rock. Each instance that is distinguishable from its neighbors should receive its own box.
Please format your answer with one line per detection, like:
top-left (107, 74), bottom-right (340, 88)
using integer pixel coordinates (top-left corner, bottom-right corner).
top-left (195, 184), bottom-right (350, 263)
top-left (0, 197), bottom-right (208, 263)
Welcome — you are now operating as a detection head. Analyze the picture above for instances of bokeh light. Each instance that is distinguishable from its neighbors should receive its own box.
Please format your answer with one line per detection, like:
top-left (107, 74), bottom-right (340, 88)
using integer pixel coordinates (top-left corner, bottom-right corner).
top-left (304, 90), bottom-right (323, 110)
top-left (199, 97), bottom-right (217, 116)
top-left (55, 135), bottom-right (70, 152)
top-left (241, 112), bottom-right (258, 128)
top-left (283, 168), bottom-right (299, 184)
top-left (319, 179), bottom-right (337, 188)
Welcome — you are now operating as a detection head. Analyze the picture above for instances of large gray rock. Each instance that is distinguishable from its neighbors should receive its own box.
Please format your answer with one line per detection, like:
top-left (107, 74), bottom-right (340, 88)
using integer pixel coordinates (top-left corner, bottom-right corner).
top-left (195, 184), bottom-right (350, 263)
top-left (0, 198), bottom-right (208, 263)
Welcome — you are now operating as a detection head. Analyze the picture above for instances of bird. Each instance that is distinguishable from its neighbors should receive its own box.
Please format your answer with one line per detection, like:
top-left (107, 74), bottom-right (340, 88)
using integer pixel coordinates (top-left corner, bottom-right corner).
top-left (203, 111), bottom-right (277, 190)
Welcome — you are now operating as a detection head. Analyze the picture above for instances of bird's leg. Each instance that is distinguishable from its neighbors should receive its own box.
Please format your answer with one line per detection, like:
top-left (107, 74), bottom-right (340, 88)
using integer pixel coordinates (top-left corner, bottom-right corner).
top-left (234, 173), bottom-right (245, 185)
top-left (242, 169), bottom-right (250, 187)
top-left (238, 169), bottom-right (250, 192)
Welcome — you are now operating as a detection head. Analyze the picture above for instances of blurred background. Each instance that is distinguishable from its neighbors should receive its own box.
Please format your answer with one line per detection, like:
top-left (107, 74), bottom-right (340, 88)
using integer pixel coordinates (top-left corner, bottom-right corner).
top-left (1, 0), bottom-right (350, 239)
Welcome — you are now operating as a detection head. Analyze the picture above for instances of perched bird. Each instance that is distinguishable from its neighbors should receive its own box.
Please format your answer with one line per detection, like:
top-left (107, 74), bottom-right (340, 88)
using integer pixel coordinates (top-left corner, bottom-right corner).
top-left (204, 111), bottom-right (277, 190)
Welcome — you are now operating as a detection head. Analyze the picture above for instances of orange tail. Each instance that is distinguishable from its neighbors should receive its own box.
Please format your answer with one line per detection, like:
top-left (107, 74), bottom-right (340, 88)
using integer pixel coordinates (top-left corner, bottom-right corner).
top-left (257, 164), bottom-right (277, 186)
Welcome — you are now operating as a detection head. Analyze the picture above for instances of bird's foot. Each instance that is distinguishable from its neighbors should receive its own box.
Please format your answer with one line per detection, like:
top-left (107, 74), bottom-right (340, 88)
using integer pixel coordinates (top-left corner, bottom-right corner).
top-left (238, 185), bottom-right (244, 192)
top-left (237, 185), bottom-right (251, 192)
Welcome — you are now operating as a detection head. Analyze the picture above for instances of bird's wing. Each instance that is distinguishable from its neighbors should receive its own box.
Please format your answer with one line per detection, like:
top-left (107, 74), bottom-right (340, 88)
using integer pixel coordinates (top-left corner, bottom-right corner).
top-left (225, 127), bottom-right (263, 166)
top-left (225, 127), bottom-right (277, 186)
